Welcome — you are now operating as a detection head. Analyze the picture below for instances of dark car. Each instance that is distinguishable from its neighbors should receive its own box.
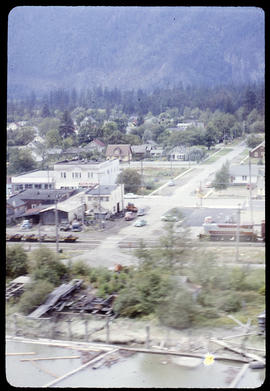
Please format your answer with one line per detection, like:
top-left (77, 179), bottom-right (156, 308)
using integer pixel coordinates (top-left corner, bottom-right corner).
top-left (59, 222), bottom-right (71, 231)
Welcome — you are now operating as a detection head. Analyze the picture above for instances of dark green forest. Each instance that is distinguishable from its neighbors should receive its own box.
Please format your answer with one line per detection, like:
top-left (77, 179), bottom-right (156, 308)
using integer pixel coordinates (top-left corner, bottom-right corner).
top-left (7, 82), bottom-right (264, 120)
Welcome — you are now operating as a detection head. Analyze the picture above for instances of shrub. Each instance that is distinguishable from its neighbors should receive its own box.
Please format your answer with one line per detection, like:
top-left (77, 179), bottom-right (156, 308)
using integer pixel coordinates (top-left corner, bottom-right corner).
top-left (29, 247), bottom-right (68, 286)
top-left (18, 280), bottom-right (54, 315)
top-left (6, 245), bottom-right (28, 279)
top-left (218, 292), bottom-right (242, 313)
top-left (70, 260), bottom-right (91, 278)
top-left (156, 287), bottom-right (201, 329)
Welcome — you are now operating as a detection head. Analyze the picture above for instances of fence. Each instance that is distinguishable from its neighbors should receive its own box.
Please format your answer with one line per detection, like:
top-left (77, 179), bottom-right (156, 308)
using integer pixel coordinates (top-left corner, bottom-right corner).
top-left (6, 312), bottom-right (160, 347)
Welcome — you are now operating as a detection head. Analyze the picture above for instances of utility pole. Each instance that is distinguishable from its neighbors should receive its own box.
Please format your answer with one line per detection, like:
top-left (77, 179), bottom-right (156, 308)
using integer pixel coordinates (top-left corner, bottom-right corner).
top-left (55, 193), bottom-right (59, 253)
top-left (235, 204), bottom-right (241, 263)
top-left (140, 158), bottom-right (144, 188)
top-left (248, 153), bottom-right (254, 226)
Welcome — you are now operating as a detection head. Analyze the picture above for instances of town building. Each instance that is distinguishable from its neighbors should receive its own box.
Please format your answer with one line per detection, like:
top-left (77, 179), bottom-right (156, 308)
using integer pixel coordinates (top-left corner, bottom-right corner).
top-left (82, 139), bottom-right (106, 153)
top-left (6, 195), bottom-right (27, 224)
top-left (39, 191), bottom-right (86, 225)
top-left (106, 144), bottom-right (132, 162)
top-left (53, 158), bottom-right (120, 189)
top-left (229, 165), bottom-right (265, 186)
top-left (131, 144), bottom-right (152, 160)
top-left (168, 146), bottom-right (189, 161)
top-left (85, 184), bottom-right (124, 217)
top-left (176, 121), bottom-right (204, 130)
top-left (11, 170), bottom-right (55, 193)
top-left (249, 141), bottom-right (265, 159)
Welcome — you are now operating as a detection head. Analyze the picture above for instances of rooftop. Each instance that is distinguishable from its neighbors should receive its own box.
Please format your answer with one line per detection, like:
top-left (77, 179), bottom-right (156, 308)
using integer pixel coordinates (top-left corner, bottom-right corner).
top-left (54, 159), bottom-right (107, 165)
top-left (86, 185), bottom-right (118, 195)
top-left (11, 170), bottom-right (55, 182)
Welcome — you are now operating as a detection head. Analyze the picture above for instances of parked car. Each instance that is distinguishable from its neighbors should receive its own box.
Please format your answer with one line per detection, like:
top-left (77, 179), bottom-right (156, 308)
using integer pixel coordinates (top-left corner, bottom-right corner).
top-left (168, 180), bottom-right (175, 186)
top-left (161, 215), bottom-right (178, 222)
top-left (137, 208), bottom-right (145, 216)
top-left (59, 221), bottom-right (71, 231)
top-left (124, 211), bottom-right (136, 221)
top-left (124, 193), bottom-right (138, 199)
top-left (134, 219), bottom-right (147, 227)
top-left (21, 220), bottom-right (32, 230)
top-left (72, 222), bottom-right (82, 232)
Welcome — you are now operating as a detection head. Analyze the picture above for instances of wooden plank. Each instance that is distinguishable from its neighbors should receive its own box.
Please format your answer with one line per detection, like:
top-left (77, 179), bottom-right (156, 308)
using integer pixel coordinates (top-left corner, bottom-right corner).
top-left (211, 338), bottom-right (265, 364)
top-left (21, 355), bottom-right (80, 361)
top-left (42, 348), bottom-right (119, 388)
top-left (117, 346), bottom-right (249, 363)
top-left (229, 364), bottom-right (249, 388)
top-left (29, 360), bottom-right (59, 379)
top-left (6, 352), bottom-right (36, 356)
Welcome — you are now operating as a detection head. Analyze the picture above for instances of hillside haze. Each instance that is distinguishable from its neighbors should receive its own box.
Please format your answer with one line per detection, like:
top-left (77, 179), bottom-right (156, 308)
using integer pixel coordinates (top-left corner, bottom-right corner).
top-left (8, 6), bottom-right (265, 97)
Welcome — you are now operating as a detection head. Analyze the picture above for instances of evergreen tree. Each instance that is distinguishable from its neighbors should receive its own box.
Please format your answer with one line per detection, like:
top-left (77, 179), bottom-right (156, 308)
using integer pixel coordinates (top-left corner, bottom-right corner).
top-left (58, 110), bottom-right (75, 139)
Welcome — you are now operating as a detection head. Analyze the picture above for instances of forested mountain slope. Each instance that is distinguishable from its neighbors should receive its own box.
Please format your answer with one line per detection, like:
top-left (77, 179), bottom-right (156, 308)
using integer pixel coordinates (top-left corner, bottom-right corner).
top-left (8, 6), bottom-right (264, 97)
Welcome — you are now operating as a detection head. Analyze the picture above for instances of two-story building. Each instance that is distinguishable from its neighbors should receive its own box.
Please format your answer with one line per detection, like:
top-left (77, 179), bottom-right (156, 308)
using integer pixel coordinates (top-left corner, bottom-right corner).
top-left (53, 158), bottom-right (120, 189)
top-left (84, 184), bottom-right (124, 217)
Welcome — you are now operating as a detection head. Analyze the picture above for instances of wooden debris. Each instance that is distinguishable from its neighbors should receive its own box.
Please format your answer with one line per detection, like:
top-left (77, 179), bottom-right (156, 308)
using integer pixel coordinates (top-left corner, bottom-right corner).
top-left (229, 364), bottom-right (249, 388)
top-left (210, 338), bottom-right (265, 365)
top-left (29, 360), bottom-right (59, 379)
top-left (43, 348), bottom-right (119, 388)
top-left (28, 279), bottom-right (83, 318)
top-left (21, 355), bottom-right (80, 361)
top-left (6, 352), bottom-right (36, 356)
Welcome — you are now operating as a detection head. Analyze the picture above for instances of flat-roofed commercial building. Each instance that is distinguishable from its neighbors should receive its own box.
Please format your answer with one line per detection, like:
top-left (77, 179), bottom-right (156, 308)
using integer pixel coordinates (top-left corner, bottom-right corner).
top-left (53, 159), bottom-right (120, 189)
top-left (11, 170), bottom-right (55, 193)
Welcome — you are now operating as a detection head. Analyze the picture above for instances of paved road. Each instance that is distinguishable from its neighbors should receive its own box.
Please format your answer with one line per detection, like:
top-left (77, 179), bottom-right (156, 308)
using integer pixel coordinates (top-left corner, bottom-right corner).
top-left (7, 141), bottom-right (264, 269)
top-left (72, 142), bottom-right (255, 267)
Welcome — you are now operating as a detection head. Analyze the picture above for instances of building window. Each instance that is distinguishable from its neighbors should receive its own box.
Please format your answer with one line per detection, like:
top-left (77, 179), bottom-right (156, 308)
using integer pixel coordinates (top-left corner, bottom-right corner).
top-left (242, 175), bottom-right (247, 181)
top-left (61, 172), bottom-right (66, 178)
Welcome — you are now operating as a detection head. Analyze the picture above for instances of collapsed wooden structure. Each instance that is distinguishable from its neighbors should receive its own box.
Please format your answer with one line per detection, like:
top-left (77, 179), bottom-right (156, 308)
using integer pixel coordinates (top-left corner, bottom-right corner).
top-left (28, 279), bottom-right (116, 319)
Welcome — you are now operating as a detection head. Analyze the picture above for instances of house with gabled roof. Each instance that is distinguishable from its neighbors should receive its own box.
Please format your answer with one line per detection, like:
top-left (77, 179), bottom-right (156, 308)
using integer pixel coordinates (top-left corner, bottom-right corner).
top-left (249, 141), bottom-right (265, 159)
top-left (106, 144), bottom-right (132, 162)
top-left (82, 139), bottom-right (106, 153)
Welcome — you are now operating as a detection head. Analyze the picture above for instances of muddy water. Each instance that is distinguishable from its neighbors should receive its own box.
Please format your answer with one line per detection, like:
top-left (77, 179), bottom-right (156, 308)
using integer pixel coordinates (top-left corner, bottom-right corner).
top-left (6, 340), bottom-right (265, 388)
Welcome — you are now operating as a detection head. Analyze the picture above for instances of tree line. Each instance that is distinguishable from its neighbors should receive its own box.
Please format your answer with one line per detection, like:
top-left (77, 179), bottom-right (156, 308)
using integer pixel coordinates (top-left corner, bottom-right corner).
top-left (7, 82), bottom-right (264, 120)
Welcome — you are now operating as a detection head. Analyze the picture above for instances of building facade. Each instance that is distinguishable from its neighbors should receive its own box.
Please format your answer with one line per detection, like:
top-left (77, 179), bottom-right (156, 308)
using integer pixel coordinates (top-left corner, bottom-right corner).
top-left (11, 170), bottom-right (55, 193)
top-left (53, 159), bottom-right (120, 189)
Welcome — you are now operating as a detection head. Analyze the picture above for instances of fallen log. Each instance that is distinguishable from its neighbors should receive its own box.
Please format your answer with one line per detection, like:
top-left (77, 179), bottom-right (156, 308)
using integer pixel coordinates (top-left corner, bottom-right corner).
top-left (21, 355), bottom-right (80, 361)
top-left (229, 363), bottom-right (249, 388)
top-left (30, 360), bottom-right (59, 379)
top-left (42, 348), bottom-right (119, 388)
top-left (6, 352), bottom-right (36, 356)
top-left (210, 338), bottom-right (265, 365)
top-left (117, 346), bottom-right (249, 363)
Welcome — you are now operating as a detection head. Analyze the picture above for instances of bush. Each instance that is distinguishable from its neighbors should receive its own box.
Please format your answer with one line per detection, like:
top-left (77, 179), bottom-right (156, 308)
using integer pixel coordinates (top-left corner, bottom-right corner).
top-left (6, 245), bottom-right (28, 279)
top-left (18, 280), bottom-right (54, 315)
top-left (218, 292), bottom-right (242, 313)
top-left (156, 287), bottom-right (200, 329)
top-left (29, 247), bottom-right (68, 286)
top-left (70, 260), bottom-right (91, 278)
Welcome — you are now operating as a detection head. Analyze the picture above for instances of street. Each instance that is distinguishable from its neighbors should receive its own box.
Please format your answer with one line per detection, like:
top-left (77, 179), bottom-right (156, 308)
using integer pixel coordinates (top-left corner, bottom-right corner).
top-left (7, 141), bottom-right (265, 269)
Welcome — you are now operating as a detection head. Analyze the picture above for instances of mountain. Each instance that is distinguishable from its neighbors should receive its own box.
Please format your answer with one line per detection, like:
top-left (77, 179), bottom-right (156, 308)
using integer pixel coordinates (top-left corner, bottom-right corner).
top-left (7, 6), bottom-right (265, 97)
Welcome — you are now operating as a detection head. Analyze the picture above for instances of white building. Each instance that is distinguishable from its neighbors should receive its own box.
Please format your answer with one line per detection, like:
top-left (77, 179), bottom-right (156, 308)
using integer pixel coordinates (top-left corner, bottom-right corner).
top-left (11, 170), bottom-right (55, 193)
top-left (53, 159), bottom-right (120, 189)
top-left (85, 184), bottom-right (124, 215)
top-left (229, 165), bottom-right (264, 186)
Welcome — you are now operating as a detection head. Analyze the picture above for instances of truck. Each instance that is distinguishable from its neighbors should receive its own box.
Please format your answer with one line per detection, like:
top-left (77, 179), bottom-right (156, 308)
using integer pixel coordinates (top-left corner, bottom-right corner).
top-left (126, 203), bottom-right (138, 213)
